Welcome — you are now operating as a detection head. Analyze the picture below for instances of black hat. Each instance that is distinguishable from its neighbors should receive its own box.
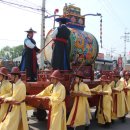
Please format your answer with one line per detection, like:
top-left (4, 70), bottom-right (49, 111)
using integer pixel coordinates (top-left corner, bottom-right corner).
top-left (25, 28), bottom-right (37, 33)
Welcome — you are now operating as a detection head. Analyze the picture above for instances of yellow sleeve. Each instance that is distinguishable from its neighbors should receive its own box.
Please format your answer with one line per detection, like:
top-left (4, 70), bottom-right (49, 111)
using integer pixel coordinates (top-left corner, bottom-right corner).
top-left (6, 83), bottom-right (26, 102)
top-left (73, 84), bottom-right (77, 91)
top-left (127, 79), bottom-right (130, 85)
top-left (115, 81), bottom-right (124, 91)
top-left (50, 85), bottom-right (65, 105)
top-left (109, 81), bottom-right (115, 88)
top-left (90, 85), bottom-right (102, 92)
top-left (82, 83), bottom-right (91, 96)
top-left (103, 85), bottom-right (112, 95)
top-left (36, 84), bottom-right (53, 97)
top-left (126, 79), bottom-right (130, 88)
top-left (1, 82), bottom-right (12, 98)
top-left (127, 83), bottom-right (130, 88)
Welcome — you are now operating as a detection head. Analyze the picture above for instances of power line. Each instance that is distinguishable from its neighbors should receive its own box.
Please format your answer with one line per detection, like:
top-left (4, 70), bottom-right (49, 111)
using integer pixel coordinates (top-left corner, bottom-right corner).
top-left (98, 0), bottom-right (125, 29)
top-left (101, 46), bottom-right (121, 55)
top-left (0, 0), bottom-right (42, 15)
top-left (103, 0), bottom-right (126, 28)
top-left (23, 0), bottom-right (42, 8)
top-left (0, 0), bottom-right (53, 17)
top-left (0, 0), bottom-right (41, 11)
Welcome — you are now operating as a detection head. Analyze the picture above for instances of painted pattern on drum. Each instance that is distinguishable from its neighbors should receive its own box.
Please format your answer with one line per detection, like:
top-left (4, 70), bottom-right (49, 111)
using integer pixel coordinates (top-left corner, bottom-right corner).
top-left (44, 28), bottom-right (98, 65)
top-left (70, 28), bottom-right (98, 65)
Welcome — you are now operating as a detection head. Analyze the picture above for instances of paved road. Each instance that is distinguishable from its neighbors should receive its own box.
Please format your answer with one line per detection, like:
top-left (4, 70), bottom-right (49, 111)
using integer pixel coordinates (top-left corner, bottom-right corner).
top-left (28, 110), bottom-right (130, 130)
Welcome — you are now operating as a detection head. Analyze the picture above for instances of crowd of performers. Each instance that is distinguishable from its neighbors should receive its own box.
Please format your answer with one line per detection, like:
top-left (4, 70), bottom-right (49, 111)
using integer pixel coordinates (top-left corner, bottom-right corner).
top-left (0, 17), bottom-right (130, 130)
top-left (0, 66), bottom-right (130, 130)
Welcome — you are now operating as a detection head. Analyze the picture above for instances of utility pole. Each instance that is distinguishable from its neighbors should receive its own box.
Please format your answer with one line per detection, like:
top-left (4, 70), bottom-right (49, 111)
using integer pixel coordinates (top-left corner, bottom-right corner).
top-left (110, 48), bottom-right (116, 60)
top-left (121, 31), bottom-right (130, 68)
top-left (40, 0), bottom-right (45, 69)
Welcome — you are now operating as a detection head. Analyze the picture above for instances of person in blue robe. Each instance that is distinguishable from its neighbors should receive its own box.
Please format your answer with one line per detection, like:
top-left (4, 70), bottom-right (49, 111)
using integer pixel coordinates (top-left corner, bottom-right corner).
top-left (51, 17), bottom-right (71, 70)
top-left (20, 28), bottom-right (40, 82)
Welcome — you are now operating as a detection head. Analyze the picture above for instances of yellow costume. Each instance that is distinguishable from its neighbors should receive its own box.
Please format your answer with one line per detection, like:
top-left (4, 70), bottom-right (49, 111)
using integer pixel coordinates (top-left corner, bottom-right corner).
top-left (37, 82), bottom-right (66, 130)
top-left (109, 80), bottom-right (115, 88)
top-left (125, 79), bottom-right (130, 111)
top-left (0, 79), bottom-right (29, 130)
top-left (109, 79), bottom-right (120, 89)
top-left (0, 80), bottom-right (12, 122)
top-left (112, 78), bottom-right (129, 118)
top-left (91, 84), bottom-right (112, 124)
top-left (67, 82), bottom-right (92, 127)
top-left (111, 80), bottom-right (120, 119)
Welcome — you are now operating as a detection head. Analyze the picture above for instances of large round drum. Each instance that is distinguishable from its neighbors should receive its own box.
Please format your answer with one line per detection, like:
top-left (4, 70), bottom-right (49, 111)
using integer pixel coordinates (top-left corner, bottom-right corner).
top-left (44, 28), bottom-right (99, 66)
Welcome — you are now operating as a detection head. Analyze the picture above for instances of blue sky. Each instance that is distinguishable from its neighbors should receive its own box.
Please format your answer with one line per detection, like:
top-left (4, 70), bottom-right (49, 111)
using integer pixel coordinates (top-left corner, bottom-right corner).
top-left (0, 0), bottom-right (130, 57)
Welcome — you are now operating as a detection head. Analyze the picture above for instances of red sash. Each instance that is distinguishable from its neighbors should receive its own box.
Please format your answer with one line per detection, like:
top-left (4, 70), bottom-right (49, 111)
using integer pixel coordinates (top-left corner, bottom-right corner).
top-left (53, 38), bottom-right (67, 44)
top-left (32, 49), bottom-right (37, 74)
top-left (2, 100), bottom-right (25, 122)
top-left (70, 97), bottom-right (79, 126)
top-left (2, 105), bottom-right (13, 122)
top-left (113, 94), bottom-right (117, 114)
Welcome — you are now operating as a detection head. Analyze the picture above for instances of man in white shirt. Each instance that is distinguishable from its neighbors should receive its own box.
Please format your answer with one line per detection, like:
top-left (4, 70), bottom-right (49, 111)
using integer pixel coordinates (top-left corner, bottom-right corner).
top-left (20, 28), bottom-right (40, 82)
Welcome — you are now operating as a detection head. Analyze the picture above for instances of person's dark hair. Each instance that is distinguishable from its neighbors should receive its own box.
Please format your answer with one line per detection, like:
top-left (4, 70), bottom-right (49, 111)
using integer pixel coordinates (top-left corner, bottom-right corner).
top-left (5, 76), bottom-right (8, 80)
top-left (12, 74), bottom-right (21, 78)
top-left (77, 77), bottom-right (83, 82)
top-left (80, 78), bottom-right (83, 82)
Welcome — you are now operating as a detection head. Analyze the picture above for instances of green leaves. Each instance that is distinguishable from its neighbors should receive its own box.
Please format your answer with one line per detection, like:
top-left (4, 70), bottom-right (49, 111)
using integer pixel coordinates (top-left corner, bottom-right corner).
top-left (0, 45), bottom-right (23, 60)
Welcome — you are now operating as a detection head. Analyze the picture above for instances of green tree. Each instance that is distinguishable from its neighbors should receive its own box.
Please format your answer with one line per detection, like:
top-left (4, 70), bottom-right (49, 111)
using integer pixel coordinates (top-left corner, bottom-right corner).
top-left (0, 45), bottom-right (23, 60)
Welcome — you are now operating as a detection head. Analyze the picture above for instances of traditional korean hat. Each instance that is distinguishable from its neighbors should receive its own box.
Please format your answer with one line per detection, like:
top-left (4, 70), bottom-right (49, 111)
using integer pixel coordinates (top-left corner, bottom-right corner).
top-left (124, 71), bottom-right (129, 76)
top-left (55, 16), bottom-right (71, 23)
top-left (100, 75), bottom-right (110, 82)
top-left (0, 67), bottom-right (8, 76)
top-left (50, 70), bottom-right (63, 80)
top-left (74, 71), bottom-right (85, 79)
top-left (25, 28), bottom-right (37, 33)
top-left (109, 71), bottom-right (114, 75)
top-left (10, 67), bottom-right (20, 75)
top-left (108, 71), bottom-right (114, 80)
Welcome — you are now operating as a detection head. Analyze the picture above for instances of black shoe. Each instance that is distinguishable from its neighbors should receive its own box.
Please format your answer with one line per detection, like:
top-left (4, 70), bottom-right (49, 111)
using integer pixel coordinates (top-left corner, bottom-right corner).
top-left (85, 125), bottom-right (89, 130)
top-left (67, 126), bottom-right (74, 130)
top-left (111, 119), bottom-right (115, 124)
top-left (120, 116), bottom-right (126, 123)
top-left (104, 123), bottom-right (111, 128)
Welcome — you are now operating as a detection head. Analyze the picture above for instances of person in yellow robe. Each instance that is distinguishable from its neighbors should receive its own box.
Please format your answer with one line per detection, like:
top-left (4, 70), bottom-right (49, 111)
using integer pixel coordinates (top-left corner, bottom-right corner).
top-left (108, 72), bottom-right (115, 89)
top-left (0, 67), bottom-right (29, 130)
top-left (67, 71), bottom-right (92, 130)
top-left (123, 72), bottom-right (130, 112)
top-left (30, 70), bottom-right (66, 130)
top-left (109, 74), bottom-right (121, 120)
top-left (108, 73), bottom-right (120, 89)
top-left (0, 67), bottom-right (12, 123)
top-left (112, 72), bottom-right (129, 122)
top-left (90, 75), bottom-right (112, 127)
